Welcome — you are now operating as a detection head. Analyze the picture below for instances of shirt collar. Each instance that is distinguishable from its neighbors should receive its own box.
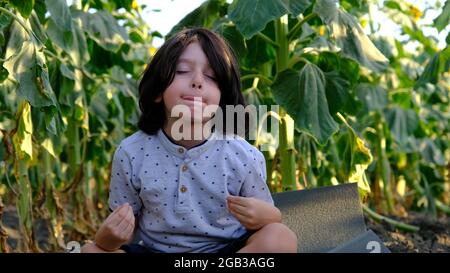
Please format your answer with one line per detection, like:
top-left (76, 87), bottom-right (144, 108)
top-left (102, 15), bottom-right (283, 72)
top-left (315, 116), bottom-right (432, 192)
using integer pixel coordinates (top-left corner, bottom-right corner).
top-left (156, 128), bottom-right (217, 159)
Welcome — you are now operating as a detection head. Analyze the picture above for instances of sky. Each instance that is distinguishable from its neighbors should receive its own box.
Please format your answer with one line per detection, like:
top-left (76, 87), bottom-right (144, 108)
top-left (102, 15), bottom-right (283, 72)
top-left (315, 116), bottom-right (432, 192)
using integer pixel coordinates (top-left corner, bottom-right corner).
top-left (368, 0), bottom-right (448, 51)
top-left (137, 0), bottom-right (448, 50)
top-left (137, 0), bottom-right (207, 47)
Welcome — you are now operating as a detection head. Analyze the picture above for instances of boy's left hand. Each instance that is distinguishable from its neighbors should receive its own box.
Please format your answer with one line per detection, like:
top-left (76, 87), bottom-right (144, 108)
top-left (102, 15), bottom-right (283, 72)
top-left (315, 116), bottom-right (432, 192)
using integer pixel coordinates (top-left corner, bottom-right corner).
top-left (227, 195), bottom-right (281, 230)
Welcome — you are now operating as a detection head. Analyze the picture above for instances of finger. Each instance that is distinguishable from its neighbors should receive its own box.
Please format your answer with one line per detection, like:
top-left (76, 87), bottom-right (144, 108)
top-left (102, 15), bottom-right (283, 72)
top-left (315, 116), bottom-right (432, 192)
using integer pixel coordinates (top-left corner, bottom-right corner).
top-left (227, 195), bottom-right (248, 206)
top-left (107, 203), bottom-right (130, 226)
top-left (110, 203), bottom-right (129, 217)
top-left (117, 205), bottom-right (134, 232)
top-left (229, 208), bottom-right (248, 225)
top-left (227, 199), bottom-right (249, 214)
top-left (108, 203), bottom-right (129, 221)
top-left (106, 203), bottom-right (125, 220)
top-left (122, 216), bottom-right (136, 238)
top-left (228, 202), bottom-right (250, 217)
top-left (229, 209), bottom-right (259, 230)
top-left (121, 207), bottom-right (135, 233)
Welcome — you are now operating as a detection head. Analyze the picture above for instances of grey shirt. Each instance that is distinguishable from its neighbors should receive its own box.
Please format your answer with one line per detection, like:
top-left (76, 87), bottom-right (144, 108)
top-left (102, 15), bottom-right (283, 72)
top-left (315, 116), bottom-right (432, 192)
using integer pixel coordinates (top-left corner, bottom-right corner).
top-left (108, 129), bottom-right (273, 253)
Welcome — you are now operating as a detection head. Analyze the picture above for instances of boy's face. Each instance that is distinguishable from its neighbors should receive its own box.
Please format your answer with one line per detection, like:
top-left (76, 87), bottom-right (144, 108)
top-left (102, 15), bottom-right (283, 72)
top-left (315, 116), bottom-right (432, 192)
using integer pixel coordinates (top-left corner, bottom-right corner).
top-left (156, 41), bottom-right (221, 126)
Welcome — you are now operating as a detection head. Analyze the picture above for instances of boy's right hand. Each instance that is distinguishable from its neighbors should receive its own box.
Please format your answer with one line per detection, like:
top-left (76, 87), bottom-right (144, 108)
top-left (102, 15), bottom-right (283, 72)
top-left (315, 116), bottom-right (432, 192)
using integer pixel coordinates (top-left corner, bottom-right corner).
top-left (94, 203), bottom-right (135, 251)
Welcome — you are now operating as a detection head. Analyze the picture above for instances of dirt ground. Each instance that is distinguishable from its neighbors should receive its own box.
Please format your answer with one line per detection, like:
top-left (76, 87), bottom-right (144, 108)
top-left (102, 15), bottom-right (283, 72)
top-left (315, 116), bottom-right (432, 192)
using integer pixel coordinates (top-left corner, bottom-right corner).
top-left (1, 205), bottom-right (449, 252)
top-left (365, 212), bottom-right (450, 253)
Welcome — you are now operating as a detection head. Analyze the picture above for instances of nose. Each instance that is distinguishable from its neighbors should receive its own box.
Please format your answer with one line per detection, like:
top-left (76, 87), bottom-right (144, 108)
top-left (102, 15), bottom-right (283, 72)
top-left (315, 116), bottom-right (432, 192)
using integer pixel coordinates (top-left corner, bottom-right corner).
top-left (190, 70), bottom-right (203, 90)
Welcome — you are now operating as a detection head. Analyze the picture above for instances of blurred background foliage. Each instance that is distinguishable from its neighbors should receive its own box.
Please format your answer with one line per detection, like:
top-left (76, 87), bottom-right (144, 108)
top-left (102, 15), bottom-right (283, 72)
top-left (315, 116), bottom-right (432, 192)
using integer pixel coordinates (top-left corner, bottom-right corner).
top-left (0, 0), bottom-right (449, 252)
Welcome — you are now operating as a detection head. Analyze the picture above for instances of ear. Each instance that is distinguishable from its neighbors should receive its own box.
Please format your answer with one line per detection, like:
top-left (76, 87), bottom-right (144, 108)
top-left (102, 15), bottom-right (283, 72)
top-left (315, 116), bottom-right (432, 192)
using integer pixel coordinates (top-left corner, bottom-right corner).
top-left (154, 95), bottom-right (162, 103)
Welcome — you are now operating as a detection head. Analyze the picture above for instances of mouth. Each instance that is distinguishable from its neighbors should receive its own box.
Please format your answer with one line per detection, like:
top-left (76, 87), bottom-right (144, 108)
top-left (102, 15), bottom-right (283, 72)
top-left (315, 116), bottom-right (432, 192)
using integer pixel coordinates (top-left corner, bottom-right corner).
top-left (181, 96), bottom-right (206, 103)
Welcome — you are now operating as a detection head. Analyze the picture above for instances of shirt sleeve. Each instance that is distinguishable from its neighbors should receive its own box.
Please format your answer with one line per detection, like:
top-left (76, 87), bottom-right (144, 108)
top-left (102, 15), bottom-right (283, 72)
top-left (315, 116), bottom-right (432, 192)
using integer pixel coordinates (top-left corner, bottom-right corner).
top-left (238, 149), bottom-right (274, 205)
top-left (108, 145), bottom-right (142, 215)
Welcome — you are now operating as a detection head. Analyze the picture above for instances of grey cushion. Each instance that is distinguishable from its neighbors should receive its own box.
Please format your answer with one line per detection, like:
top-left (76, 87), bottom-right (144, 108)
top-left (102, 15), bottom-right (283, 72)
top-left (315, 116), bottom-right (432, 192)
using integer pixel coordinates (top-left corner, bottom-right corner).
top-left (327, 229), bottom-right (391, 253)
top-left (272, 183), bottom-right (369, 252)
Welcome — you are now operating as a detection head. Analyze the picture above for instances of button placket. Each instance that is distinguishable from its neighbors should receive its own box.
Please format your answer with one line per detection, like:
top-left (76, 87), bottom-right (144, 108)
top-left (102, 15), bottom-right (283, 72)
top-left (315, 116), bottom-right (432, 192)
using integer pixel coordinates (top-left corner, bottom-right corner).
top-left (177, 163), bottom-right (190, 207)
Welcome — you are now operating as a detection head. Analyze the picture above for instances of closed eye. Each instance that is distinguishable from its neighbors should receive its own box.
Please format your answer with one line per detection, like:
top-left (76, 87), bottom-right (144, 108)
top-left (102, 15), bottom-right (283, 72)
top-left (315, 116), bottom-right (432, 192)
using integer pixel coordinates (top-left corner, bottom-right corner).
top-left (205, 74), bottom-right (216, 81)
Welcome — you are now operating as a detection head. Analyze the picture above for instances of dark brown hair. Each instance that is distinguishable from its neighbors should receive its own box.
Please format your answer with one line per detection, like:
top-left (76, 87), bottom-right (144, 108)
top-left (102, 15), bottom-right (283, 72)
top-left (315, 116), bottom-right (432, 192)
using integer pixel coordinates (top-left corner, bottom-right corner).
top-left (137, 27), bottom-right (246, 135)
